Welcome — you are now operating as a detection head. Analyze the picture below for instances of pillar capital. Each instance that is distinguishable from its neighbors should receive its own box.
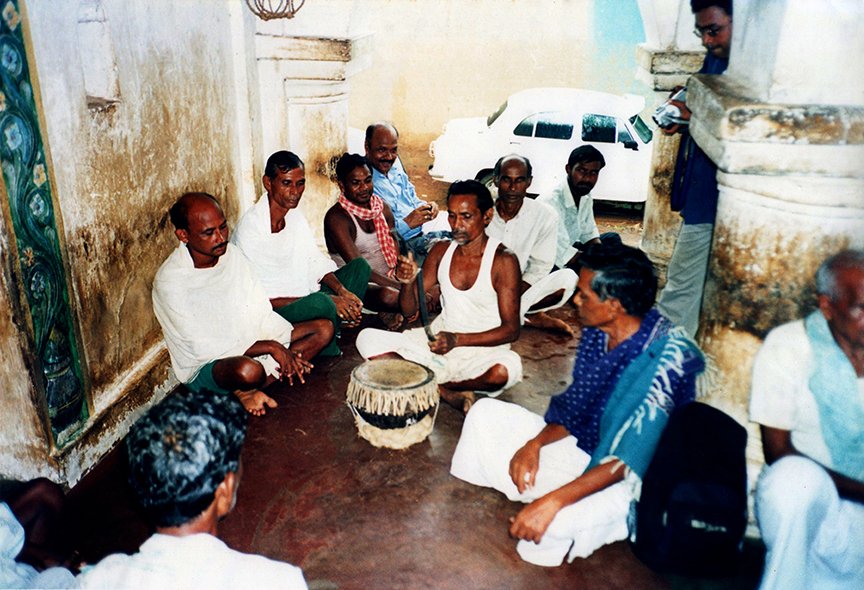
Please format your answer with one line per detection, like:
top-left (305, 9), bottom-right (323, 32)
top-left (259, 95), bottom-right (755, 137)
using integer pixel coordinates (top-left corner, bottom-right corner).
top-left (688, 74), bottom-right (864, 181)
top-left (635, 44), bottom-right (705, 91)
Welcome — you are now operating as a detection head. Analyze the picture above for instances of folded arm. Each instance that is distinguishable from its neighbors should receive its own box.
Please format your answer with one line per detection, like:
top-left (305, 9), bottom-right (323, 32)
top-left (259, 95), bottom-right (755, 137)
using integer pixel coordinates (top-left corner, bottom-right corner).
top-left (761, 425), bottom-right (864, 503)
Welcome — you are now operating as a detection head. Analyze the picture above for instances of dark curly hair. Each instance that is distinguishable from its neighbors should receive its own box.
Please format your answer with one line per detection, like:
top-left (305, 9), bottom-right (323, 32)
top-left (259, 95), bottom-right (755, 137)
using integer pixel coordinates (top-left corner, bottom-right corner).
top-left (126, 389), bottom-right (247, 528)
top-left (264, 150), bottom-right (304, 179)
top-left (334, 152), bottom-right (371, 183)
top-left (447, 179), bottom-right (494, 213)
top-left (691, 0), bottom-right (732, 16)
top-left (580, 243), bottom-right (658, 317)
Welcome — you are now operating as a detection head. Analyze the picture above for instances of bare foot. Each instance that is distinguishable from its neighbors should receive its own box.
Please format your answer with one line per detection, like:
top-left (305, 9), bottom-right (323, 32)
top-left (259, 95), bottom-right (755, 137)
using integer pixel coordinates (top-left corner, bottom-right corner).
top-left (525, 311), bottom-right (575, 337)
top-left (379, 311), bottom-right (404, 331)
top-left (439, 387), bottom-right (476, 415)
top-left (235, 390), bottom-right (278, 416)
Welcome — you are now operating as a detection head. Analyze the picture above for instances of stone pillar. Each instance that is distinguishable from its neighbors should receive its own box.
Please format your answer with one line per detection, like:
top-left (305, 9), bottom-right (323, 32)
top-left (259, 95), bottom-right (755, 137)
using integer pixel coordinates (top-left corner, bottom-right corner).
top-left (687, 0), bottom-right (864, 495)
top-left (635, 45), bottom-right (704, 279)
top-left (253, 33), bottom-right (372, 239)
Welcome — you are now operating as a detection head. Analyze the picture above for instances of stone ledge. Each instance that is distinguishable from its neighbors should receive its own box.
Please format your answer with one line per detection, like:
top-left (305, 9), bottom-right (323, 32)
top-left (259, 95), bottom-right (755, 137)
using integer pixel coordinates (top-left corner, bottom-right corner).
top-left (688, 75), bottom-right (864, 177)
top-left (635, 45), bottom-right (705, 92)
top-left (635, 45), bottom-right (705, 74)
top-left (256, 33), bottom-right (373, 63)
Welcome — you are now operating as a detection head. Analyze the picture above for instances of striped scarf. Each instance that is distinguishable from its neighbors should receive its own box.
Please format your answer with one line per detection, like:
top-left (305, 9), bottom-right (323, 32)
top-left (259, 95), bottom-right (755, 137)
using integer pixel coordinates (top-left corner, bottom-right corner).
top-left (338, 193), bottom-right (398, 277)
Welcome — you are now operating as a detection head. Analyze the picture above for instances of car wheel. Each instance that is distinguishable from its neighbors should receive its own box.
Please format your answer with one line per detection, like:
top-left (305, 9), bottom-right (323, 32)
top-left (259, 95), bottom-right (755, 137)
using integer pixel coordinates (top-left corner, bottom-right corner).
top-left (475, 169), bottom-right (495, 190)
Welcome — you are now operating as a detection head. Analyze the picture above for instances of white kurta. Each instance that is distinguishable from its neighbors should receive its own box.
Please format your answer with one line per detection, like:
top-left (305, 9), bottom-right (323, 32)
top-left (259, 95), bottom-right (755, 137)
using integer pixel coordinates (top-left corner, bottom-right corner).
top-left (750, 319), bottom-right (864, 468)
top-left (152, 243), bottom-right (294, 383)
top-left (77, 533), bottom-right (308, 590)
top-left (487, 198), bottom-right (558, 285)
top-left (750, 319), bottom-right (864, 590)
top-left (537, 179), bottom-right (600, 269)
top-left (232, 195), bottom-right (337, 299)
top-left (487, 198), bottom-right (576, 319)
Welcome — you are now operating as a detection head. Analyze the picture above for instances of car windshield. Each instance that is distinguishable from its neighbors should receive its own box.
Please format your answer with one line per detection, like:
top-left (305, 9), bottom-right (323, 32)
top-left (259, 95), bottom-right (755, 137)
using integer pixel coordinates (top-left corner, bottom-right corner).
top-left (630, 114), bottom-right (653, 144)
top-left (487, 100), bottom-right (507, 127)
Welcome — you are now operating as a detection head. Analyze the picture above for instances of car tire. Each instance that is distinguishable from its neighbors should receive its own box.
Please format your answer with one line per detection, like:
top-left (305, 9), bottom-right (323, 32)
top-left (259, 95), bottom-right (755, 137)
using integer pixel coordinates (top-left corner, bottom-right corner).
top-left (475, 169), bottom-right (495, 190)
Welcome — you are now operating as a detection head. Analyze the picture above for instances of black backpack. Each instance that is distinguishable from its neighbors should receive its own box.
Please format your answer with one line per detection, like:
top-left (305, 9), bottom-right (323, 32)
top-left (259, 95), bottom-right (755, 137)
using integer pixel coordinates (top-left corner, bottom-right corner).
top-left (628, 401), bottom-right (748, 576)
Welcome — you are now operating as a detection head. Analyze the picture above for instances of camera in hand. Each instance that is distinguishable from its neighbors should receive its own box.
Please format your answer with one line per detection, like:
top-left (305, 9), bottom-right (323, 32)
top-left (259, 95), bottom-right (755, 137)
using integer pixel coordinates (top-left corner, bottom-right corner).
top-left (652, 87), bottom-right (688, 130)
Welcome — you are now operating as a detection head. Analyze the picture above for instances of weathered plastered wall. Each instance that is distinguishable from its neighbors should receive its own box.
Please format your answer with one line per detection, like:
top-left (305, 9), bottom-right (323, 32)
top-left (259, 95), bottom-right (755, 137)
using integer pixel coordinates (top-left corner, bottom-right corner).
top-left (0, 0), bottom-right (257, 484)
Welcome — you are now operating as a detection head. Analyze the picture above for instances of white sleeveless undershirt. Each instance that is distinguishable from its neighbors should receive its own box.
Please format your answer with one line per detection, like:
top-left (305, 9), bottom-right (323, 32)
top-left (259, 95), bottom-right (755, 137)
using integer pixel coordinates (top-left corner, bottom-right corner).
top-left (434, 237), bottom-right (503, 335)
top-left (329, 212), bottom-right (392, 277)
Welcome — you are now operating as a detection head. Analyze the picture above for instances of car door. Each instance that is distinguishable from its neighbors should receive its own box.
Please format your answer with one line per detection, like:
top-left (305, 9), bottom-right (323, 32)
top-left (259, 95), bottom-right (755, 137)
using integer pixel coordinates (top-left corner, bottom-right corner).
top-left (581, 112), bottom-right (647, 203)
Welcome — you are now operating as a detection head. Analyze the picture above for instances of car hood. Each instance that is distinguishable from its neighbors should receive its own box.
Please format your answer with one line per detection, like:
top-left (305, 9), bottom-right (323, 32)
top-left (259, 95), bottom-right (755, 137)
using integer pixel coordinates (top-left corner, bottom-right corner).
top-left (441, 116), bottom-right (488, 135)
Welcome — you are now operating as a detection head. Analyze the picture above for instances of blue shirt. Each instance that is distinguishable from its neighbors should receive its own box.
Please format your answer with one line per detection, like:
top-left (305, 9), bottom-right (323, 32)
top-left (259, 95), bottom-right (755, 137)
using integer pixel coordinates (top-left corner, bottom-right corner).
top-left (545, 309), bottom-right (692, 454)
top-left (372, 165), bottom-right (424, 240)
top-left (672, 53), bottom-right (729, 225)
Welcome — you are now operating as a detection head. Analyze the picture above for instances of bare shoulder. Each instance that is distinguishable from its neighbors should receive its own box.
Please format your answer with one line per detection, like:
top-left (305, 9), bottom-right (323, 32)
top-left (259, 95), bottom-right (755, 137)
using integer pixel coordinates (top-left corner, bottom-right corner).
top-left (382, 201), bottom-right (396, 227)
top-left (324, 203), bottom-right (349, 228)
top-left (429, 239), bottom-right (451, 258)
top-left (425, 239), bottom-right (451, 267)
top-left (494, 243), bottom-right (521, 266)
top-left (492, 243), bottom-right (521, 275)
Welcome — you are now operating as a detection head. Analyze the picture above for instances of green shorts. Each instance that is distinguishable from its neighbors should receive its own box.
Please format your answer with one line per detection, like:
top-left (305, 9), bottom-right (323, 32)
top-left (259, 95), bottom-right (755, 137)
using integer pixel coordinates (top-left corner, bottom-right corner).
top-left (185, 360), bottom-right (231, 395)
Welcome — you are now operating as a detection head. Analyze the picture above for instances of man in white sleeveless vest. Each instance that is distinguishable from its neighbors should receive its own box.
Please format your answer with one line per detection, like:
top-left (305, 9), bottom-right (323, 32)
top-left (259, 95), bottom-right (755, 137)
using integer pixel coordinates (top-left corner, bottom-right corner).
top-left (356, 180), bottom-right (523, 413)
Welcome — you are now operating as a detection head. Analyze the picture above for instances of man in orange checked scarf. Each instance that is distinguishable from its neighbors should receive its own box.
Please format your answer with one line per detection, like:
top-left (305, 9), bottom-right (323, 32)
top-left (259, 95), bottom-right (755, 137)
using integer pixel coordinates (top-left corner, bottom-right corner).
top-left (324, 153), bottom-right (405, 329)
top-left (337, 193), bottom-right (398, 277)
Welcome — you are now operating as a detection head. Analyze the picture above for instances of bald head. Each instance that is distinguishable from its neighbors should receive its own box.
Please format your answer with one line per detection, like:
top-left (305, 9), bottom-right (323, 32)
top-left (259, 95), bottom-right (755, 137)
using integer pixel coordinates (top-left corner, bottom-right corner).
top-left (365, 122), bottom-right (399, 175)
top-left (494, 154), bottom-right (533, 203)
top-left (169, 192), bottom-right (221, 231)
top-left (494, 154), bottom-right (533, 179)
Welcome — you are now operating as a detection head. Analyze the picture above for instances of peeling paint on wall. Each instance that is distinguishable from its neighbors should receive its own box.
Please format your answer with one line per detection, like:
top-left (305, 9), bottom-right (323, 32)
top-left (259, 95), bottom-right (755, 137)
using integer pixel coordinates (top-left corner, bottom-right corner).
top-left (62, 34), bottom-right (240, 391)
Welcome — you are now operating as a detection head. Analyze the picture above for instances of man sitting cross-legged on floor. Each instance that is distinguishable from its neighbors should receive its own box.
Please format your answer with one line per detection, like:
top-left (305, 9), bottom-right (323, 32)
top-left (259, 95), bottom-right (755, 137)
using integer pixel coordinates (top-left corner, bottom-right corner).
top-left (450, 243), bottom-right (704, 566)
top-left (77, 390), bottom-right (308, 589)
top-left (152, 192), bottom-right (333, 416)
top-left (233, 150), bottom-right (371, 353)
top-left (324, 153), bottom-right (403, 330)
top-left (355, 179), bottom-right (522, 413)
top-left (487, 154), bottom-right (578, 336)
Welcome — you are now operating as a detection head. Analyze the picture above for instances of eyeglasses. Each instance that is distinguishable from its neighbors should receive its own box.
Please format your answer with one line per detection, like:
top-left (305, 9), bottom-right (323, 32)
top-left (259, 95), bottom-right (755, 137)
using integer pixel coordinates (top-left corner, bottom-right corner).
top-left (694, 23), bottom-right (729, 38)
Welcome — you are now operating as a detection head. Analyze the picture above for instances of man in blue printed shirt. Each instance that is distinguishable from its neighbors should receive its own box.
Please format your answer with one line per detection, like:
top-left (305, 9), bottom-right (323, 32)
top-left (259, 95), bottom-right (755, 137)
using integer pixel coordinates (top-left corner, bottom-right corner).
top-left (365, 122), bottom-right (448, 263)
top-left (451, 244), bottom-right (704, 567)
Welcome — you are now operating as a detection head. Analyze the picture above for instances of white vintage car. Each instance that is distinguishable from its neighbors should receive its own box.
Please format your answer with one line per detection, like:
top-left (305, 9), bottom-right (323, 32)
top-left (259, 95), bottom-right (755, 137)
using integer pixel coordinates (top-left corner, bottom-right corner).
top-left (428, 88), bottom-right (654, 203)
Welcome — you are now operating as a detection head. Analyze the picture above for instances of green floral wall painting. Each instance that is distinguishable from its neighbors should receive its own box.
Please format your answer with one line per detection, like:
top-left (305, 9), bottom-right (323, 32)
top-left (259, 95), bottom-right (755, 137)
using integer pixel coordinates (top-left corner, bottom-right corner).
top-left (0, 1), bottom-right (87, 447)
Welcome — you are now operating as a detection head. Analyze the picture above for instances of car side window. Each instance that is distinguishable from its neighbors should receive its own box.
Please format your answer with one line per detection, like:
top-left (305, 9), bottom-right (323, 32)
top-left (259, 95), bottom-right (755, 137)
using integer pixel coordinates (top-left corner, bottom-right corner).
top-left (535, 112), bottom-right (574, 140)
top-left (582, 113), bottom-right (616, 143)
top-left (513, 114), bottom-right (536, 137)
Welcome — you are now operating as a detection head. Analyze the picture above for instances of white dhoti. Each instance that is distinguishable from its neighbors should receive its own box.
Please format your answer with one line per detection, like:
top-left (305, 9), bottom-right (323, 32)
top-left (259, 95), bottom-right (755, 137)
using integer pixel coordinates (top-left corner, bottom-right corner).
top-left (756, 456), bottom-right (864, 590)
top-left (520, 268), bottom-right (578, 320)
top-left (450, 398), bottom-right (631, 566)
top-left (355, 328), bottom-right (522, 391)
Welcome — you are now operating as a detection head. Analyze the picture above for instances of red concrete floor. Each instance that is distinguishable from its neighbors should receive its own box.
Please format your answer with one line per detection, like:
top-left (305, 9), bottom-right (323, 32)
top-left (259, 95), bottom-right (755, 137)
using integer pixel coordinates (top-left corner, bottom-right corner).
top-left (65, 303), bottom-right (763, 590)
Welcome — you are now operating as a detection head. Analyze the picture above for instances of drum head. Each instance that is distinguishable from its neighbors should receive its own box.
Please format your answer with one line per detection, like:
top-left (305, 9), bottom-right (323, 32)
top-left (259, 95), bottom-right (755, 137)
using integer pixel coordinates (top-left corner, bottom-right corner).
top-left (350, 358), bottom-right (433, 390)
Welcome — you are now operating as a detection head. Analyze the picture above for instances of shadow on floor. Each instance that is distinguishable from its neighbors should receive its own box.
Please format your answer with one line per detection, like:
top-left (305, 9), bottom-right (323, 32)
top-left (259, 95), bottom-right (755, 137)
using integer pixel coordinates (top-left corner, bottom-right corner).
top-left (66, 306), bottom-right (763, 590)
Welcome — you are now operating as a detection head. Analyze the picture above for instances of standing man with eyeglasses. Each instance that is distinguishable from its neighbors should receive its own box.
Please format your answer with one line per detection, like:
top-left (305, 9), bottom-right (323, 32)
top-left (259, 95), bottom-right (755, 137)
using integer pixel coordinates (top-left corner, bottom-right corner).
top-left (656, 0), bottom-right (732, 337)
